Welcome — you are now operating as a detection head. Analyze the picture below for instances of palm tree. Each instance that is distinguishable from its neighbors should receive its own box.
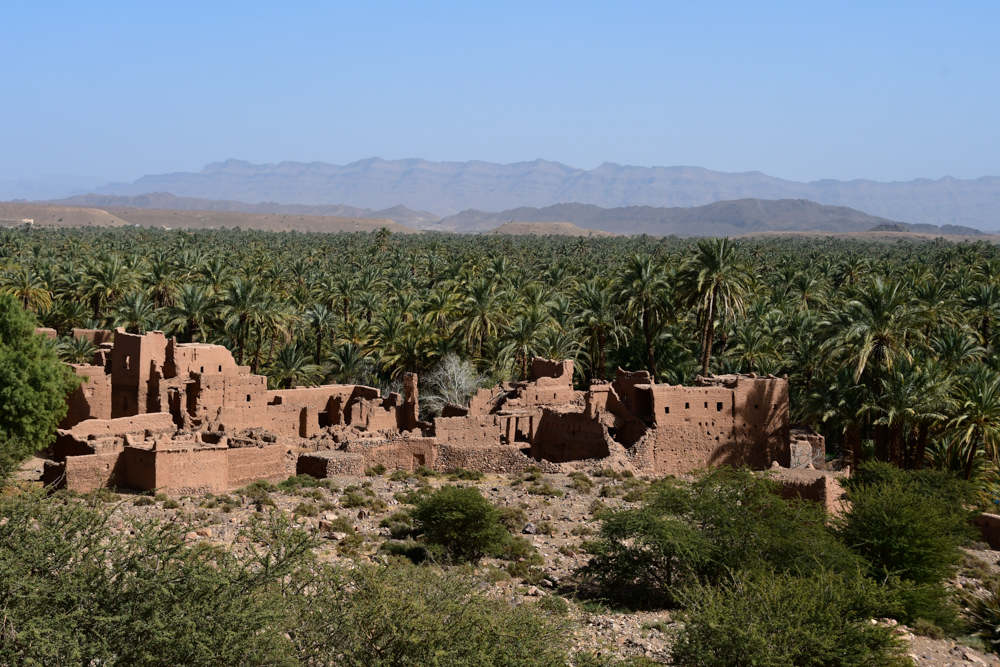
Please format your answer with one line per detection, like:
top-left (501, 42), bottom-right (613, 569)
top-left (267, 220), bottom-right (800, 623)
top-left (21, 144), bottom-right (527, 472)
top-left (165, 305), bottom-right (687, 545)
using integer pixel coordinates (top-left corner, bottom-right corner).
top-left (576, 278), bottom-right (622, 381)
top-left (836, 278), bottom-right (919, 382)
top-left (676, 238), bottom-right (751, 376)
top-left (305, 304), bottom-right (336, 365)
top-left (2, 265), bottom-right (51, 312)
top-left (266, 344), bottom-right (323, 389)
top-left (113, 291), bottom-right (156, 334)
top-left (220, 277), bottom-right (263, 365)
top-left (949, 373), bottom-right (1000, 480)
top-left (85, 255), bottom-right (137, 320)
top-left (56, 335), bottom-right (97, 364)
top-left (501, 309), bottom-right (549, 380)
top-left (459, 277), bottom-right (503, 357)
top-left (164, 284), bottom-right (215, 343)
top-left (618, 254), bottom-right (669, 377)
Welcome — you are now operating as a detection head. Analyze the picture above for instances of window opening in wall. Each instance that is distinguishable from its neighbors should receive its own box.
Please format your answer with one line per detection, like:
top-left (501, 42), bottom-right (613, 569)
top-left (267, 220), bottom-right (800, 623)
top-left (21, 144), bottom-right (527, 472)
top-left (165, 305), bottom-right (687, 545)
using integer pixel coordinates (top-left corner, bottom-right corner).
top-left (704, 402), bottom-right (708, 408)
top-left (664, 406), bottom-right (670, 414)
top-left (246, 395), bottom-right (251, 402)
top-left (200, 367), bottom-right (204, 373)
top-left (219, 365), bottom-right (222, 372)
top-left (685, 402), bottom-right (690, 409)
top-left (124, 355), bottom-right (131, 371)
top-left (716, 402), bottom-right (723, 411)
top-left (754, 404), bottom-right (759, 410)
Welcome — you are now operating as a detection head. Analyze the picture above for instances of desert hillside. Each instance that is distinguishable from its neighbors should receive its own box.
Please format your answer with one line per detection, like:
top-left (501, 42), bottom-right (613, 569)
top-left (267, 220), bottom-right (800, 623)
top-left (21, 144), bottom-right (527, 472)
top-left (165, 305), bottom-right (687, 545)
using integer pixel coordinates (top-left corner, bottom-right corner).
top-left (0, 201), bottom-right (419, 234)
top-left (0, 202), bottom-right (131, 228)
top-left (44, 192), bottom-right (440, 229)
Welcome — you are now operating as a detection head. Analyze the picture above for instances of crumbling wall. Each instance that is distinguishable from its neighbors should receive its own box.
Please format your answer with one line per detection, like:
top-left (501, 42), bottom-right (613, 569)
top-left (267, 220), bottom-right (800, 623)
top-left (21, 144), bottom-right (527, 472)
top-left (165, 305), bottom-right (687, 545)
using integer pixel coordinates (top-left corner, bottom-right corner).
top-left (62, 365), bottom-right (113, 427)
top-left (434, 415), bottom-right (501, 448)
top-left (297, 451), bottom-right (366, 478)
top-left (767, 466), bottom-right (847, 516)
top-left (532, 410), bottom-right (612, 462)
top-left (436, 444), bottom-right (560, 474)
top-left (73, 329), bottom-right (114, 346)
top-left (227, 443), bottom-right (292, 488)
top-left (34, 327), bottom-right (57, 340)
top-left (62, 451), bottom-right (127, 492)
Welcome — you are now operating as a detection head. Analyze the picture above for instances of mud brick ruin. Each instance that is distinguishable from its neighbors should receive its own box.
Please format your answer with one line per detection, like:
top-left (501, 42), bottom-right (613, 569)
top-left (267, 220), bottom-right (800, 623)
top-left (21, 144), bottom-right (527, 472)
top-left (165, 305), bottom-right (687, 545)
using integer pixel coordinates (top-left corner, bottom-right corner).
top-left (40, 329), bottom-right (835, 498)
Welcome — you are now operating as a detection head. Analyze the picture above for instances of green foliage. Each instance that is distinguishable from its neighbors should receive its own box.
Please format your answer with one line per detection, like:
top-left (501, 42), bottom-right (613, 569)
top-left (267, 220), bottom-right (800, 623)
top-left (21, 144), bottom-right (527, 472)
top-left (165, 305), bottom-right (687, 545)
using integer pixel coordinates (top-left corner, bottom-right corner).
top-left (0, 294), bottom-right (80, 475)
top-left (364, 463), bottom-right (387, 477)
top-left (837, 472), bottom-right (971, 585)
top-left (447, 466), bottom-right (484, 480)
top-left (0, 490), bottom-right (310, 665)
top-left (581, 468), bottom-right (862, 607)
top-left (671, 571), bottom-right (909, 667)
top-left (412, 485), bottom-right (509, 563)
top-left (569, 471), bottom-right (596, 492)
top-left (293, 562), bottom-right (570, 666)
top-left (293, 502), bottom-right (319, 517)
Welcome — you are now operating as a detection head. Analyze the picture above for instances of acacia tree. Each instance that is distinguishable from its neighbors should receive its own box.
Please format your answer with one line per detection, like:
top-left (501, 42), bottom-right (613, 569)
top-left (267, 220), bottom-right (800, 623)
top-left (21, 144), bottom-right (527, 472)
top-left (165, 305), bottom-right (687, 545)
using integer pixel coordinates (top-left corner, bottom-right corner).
top-left (0, 294), bottom-right (80, 478)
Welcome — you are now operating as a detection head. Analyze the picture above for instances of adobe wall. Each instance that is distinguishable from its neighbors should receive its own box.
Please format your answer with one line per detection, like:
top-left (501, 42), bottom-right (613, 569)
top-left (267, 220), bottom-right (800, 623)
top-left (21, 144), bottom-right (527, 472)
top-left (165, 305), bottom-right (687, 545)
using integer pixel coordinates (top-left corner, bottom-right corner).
top-left (342, 436), bottom-right (439, 471)
top-left (110, 330), bottom-right (168, 417)
top-left (62, 451), bottom-right (127, 492)
top-left (436, 443), bottom-right (561, 474)
top-left (35, 327), bottom-right (57, 340)
top-left (297, 451), bottom-right (366, 478)
top-left (530, 358), bottom-right (574, 382)
top-left (434, 415), bottom-right (502, 448)
top-left (733, 378), bottom-right (790, 468)
top-left (227, 443), bottom-right (291, 488)
top-left (59, 412), bottom-right (175, 441)
top-left (62, 365), bottom-right (113, 427)
top-left (974, 514), bottom-right (1000, 550)
top-left (73, 329), bottom-right (115, 346)
top-left (531, 410), bottom-right (612, 463)
top-left (140, 445), bottom-right (230, 495)
top-left (767, 466), bottom-right (847, 516)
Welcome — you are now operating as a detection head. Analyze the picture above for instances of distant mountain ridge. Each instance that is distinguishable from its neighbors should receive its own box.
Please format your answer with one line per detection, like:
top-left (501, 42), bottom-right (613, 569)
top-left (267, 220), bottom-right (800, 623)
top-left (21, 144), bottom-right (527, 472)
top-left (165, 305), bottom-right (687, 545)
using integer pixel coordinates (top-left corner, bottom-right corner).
top-left (91, 158), bottom-right (1000, 229)
top-left (435, 199), bottom-right (982, 236)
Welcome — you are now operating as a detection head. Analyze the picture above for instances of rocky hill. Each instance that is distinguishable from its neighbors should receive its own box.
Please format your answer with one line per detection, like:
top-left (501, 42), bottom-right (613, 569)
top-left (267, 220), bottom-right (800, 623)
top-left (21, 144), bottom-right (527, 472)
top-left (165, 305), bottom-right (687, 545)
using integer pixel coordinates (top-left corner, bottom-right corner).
top-left (437, 199), bottom-right (938, 236)
top-left (90, 158), bottom-right (1000, 229)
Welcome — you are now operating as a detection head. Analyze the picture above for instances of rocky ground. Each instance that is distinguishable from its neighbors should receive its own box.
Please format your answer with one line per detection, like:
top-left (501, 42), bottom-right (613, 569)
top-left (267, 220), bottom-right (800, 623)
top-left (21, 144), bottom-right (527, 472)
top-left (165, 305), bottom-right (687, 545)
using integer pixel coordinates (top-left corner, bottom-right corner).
top-left (47, 468), bottom-right (1000, 665)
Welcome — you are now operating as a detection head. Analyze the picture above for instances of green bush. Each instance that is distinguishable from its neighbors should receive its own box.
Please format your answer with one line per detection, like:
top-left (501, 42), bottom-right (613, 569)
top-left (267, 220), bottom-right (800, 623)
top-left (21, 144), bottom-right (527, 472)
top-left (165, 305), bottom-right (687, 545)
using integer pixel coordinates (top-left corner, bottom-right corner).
top-left (292, 562), bottom-right (569, 666)
top-left (671, 570), bottom-right (908, 666)
top-left (412, 485), bottom-right (508, 563)
top-left (581, 468), bottom-right (862, 606)
top-left (569, 471), bottom-right (595, 493)
top-left (837, 475), bottom-right (970, 585)
top-left (448, 467), bottom-right (484, 481)
top-left (388, 469), bottom-right (411, 482)
top-left (294, 502), bottom-right (319, 517)
top-left (133, 496), bottom-right (155, 507)
top-left (498, 505), bottom-right (529, 532)
top-left (162, 498), bottom-right (180, 510)
top-left (0, 490), bottom-right (312, 664)
top-left (364, 464), bottom-right (387, 477)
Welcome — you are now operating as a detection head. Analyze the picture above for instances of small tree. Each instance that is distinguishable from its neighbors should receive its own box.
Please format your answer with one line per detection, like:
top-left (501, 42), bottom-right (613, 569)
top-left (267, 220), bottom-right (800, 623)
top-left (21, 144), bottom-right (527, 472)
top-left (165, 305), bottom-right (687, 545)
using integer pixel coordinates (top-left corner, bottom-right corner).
top-left (0, 294), bottom-right (79, 478)
top-left (421, 353), bottom-right (486, 416)
top-left (412, 486), bottom-right (508, 563)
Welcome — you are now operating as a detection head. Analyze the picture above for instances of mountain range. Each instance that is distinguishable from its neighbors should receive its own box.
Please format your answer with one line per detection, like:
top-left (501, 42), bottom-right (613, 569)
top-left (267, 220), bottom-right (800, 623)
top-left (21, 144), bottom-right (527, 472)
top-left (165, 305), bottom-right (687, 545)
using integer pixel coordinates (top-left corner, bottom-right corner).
top-left (86, 158), bottom-right (1000, 229)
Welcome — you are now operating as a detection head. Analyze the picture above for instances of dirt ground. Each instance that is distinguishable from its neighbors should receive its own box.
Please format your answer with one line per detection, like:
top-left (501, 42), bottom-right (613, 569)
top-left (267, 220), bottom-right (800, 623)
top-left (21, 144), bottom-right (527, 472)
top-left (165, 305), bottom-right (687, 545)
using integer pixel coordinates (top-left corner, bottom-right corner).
top-left (46, 469), bottom-right (1000, 665)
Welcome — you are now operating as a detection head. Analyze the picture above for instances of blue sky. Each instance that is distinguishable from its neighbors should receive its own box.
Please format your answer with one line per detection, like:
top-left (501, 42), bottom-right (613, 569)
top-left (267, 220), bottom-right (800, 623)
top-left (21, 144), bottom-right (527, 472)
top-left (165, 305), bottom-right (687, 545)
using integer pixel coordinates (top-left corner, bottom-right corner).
top-left (2, 1), bottom-right (998, 184)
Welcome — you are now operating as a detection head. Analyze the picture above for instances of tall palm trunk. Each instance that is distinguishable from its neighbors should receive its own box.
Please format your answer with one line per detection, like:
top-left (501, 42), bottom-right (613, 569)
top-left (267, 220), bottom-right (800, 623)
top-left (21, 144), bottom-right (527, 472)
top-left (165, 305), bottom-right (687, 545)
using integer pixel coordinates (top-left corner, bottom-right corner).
top-left (642, 306), bottom-right (657, 379)
top-left (699, 291), bottom-right (716, 376)
top-left (913, 424), bottom-right (929, 470)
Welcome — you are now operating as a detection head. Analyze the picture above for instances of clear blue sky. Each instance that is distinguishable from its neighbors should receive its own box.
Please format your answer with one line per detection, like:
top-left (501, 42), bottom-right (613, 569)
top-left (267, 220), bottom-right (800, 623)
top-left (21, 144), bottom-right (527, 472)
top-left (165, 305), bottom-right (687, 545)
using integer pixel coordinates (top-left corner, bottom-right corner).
top-left (2, 1), bottom-right (998, 184)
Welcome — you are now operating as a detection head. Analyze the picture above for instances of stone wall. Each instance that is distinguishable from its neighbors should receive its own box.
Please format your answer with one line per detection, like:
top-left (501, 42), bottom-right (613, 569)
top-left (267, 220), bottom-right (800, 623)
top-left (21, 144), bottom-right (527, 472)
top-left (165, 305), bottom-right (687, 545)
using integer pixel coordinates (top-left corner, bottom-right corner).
top-left (297, 451), bottom-right (366, 478)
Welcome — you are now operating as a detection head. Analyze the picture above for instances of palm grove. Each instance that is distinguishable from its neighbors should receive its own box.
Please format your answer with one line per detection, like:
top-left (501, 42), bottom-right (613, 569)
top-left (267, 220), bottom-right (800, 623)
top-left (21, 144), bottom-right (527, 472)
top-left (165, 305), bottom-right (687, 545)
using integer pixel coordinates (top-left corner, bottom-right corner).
top-left (3, 226), bottom-right (1000, 484)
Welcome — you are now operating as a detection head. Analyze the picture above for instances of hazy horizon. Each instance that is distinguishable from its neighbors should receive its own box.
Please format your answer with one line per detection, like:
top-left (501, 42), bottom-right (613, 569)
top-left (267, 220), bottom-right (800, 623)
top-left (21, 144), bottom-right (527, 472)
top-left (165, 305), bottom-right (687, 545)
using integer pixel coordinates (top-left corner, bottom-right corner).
top-left (2, 2), bottom-right (998, 187)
